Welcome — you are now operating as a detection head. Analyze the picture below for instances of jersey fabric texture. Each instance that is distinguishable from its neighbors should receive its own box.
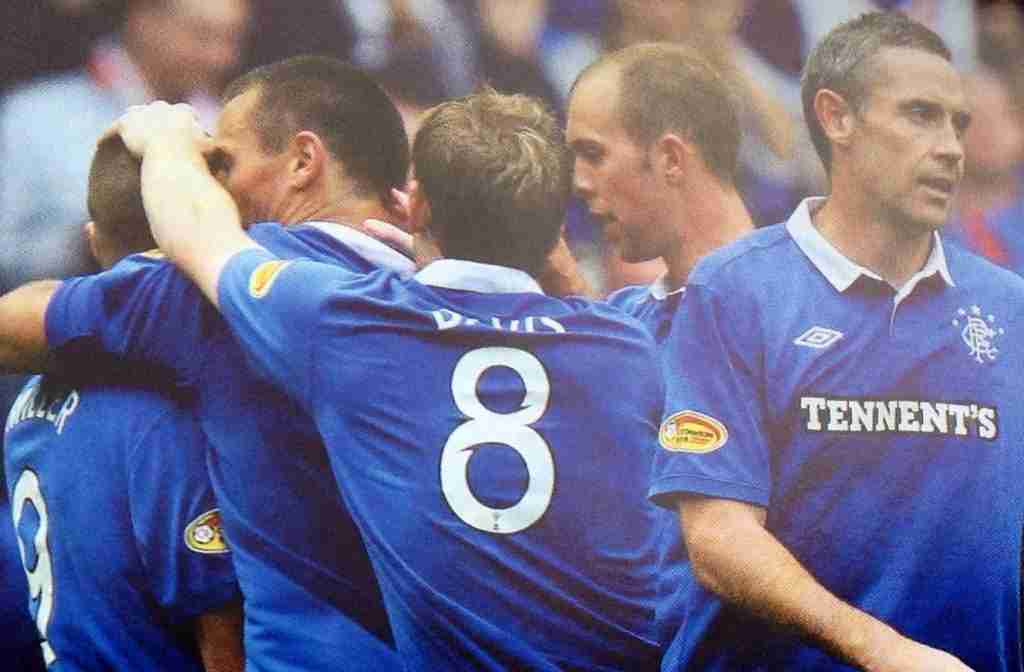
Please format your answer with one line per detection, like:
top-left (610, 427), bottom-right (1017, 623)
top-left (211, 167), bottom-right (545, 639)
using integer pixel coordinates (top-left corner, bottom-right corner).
top-left (218, 252), bottom-right (664, 671)
top-left (44, 222), bottom-right (410, 672)
top-left (0, 491), bottom-right (46, 671)
top-left (608, 279), bottom-right (704, 654)
top-left (4, 373), bottom-right (239, 671)
top-left (652, 197), bottom-right (1024, 671)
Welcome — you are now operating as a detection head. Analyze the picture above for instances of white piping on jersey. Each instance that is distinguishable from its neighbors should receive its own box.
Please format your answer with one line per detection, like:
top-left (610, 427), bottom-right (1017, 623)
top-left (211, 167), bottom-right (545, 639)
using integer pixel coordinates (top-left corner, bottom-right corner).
top-left (648, 273), bottom-right (687, 301)
top-left (416, 259), bottom-right (544, 294)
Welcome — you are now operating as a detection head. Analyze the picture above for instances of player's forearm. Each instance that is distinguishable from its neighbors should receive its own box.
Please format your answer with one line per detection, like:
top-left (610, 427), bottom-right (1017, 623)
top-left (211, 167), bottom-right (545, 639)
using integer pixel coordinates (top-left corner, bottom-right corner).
top-left (679, 497), bottom-right (912, 671)
top-left (140, 140), bottom-right (257, 308)
top-left (0, 280), bottom-right (60, 373)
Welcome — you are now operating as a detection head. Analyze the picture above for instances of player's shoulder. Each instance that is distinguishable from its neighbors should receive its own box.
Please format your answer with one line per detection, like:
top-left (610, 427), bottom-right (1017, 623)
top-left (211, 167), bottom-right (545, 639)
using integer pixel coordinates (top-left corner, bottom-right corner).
top-left (687, 224), bottom-right (791, 291)
top-left (943, 236), bottom-right (1024, 304)
top-left (606, 283), bottom-right (651, 314)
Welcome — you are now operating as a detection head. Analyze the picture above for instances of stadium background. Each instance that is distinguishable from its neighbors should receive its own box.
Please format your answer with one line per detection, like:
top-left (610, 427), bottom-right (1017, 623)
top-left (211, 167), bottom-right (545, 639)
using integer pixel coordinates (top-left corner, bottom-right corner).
top-left (0, 0), bottom-right (1022, 666)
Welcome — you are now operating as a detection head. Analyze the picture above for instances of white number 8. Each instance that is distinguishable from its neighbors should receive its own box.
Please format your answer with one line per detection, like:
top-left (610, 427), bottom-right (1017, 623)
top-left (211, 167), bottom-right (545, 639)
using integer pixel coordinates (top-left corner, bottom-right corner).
top-left (12, 469), bottom-right (57, 666)
top-left (441, 347), bottom-right (554, 534)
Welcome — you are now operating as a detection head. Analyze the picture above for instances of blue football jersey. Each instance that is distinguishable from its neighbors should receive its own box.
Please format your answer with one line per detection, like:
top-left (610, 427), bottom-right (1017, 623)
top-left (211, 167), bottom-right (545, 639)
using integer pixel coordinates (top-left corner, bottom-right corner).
top-left (652, 198), bottom-right (1024, 671)
top-left (4, 373), bottom-right (239, 670)
top-left (218, 253), bottom-right (664, 670)
top-left (45, 222), bottom-right (410, 671)
top-left (606, 276), bottom-right (685, 346)
top-left (0, 490), bottom-right (46, 671)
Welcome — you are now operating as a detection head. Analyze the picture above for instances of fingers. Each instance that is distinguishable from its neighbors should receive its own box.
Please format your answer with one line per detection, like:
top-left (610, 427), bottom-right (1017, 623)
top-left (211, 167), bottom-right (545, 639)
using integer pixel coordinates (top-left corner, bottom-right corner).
top-left (99, 101), bottom-right (205, 158)
top-left (361, 219), bottom-right (415, 259)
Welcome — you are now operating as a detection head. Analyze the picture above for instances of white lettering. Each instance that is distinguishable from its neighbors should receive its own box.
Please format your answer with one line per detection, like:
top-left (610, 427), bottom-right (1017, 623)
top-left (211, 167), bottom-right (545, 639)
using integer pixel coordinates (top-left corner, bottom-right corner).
top-left (801, 397), bottom-right (826, 431)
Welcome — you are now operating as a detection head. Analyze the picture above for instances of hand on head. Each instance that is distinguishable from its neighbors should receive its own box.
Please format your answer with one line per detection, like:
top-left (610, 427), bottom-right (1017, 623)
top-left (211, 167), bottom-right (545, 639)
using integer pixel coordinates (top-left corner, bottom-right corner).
top-left (100, 101), bottom-right (212, 161)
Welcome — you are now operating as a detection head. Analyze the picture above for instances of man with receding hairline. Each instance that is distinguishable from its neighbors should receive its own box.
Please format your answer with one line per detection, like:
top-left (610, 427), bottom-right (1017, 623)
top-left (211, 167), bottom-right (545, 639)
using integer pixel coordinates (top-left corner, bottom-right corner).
top-left (652, 12), bottom-right (1023, 671)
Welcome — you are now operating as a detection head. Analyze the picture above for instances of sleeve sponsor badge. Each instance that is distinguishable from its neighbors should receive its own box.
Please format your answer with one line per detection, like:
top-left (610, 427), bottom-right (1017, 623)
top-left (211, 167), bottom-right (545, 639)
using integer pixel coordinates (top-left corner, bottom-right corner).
top-left (184, 509), bottom-right (230, 555)
top-left (659, 410), bottom-right (728, 453)
top-left (248, 259), bottom-right (292, 298)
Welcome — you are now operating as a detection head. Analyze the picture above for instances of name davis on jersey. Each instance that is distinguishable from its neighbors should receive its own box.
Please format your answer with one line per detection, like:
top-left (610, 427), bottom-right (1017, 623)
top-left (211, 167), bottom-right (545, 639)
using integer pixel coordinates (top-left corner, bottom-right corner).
top-left (800, 396), bottom-right (998, 440)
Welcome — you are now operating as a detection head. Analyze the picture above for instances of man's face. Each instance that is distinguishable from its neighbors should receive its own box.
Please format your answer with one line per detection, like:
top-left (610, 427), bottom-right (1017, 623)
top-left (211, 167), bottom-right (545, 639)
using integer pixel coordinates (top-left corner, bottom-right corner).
top-left (567, 69), bottom-right (674, 263)
top-left (209, 88), bottom-right (292, 226)
top-left (844, 47), bottom-right (969, 235)
top-left (963, 71), bottom-right (1023, 180)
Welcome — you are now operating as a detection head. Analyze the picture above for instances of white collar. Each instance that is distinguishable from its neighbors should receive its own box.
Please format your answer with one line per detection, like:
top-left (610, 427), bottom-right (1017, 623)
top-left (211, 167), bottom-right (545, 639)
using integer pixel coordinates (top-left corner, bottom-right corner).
top-left (647, 273), bottom-right (687, 301)
top-left (415, 259), bottom-right (544, 294)
top-left (305, 221), bottom-right (416, 275)
top-left (786, 197), bottom-right (955, 293)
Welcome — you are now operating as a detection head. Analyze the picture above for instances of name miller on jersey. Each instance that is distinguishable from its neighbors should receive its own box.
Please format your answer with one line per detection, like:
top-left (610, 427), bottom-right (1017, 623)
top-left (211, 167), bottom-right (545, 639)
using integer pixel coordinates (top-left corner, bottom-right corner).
top-left (6, 383), bottom-right (80, 435)
top-left (800, 396), bottom-right (998, 440)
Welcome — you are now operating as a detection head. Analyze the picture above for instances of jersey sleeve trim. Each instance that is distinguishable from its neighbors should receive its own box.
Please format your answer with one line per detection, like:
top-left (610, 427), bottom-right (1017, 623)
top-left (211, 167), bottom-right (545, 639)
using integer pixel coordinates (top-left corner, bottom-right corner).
top-left (648, 470), bottom-right (771, 510)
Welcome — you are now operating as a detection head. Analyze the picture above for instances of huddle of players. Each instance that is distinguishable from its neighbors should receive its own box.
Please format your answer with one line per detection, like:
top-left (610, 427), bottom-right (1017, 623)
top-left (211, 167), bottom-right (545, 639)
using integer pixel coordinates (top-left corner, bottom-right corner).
top-left (1, 9), bottom-right (1021, 672)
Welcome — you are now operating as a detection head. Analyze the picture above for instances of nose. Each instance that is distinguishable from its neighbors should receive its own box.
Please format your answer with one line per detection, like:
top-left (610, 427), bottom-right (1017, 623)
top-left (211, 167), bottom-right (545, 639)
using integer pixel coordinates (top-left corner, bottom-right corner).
top-left (572, 158), bottom-right (594, 201)
top-left (935, 117), bottom-right (965, 170)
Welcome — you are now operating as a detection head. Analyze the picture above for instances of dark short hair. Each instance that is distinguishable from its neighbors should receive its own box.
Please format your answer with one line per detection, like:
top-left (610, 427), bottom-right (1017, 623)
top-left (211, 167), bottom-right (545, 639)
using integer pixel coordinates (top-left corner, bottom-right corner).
top-left (413, 89), bottom-right (569, 277)
top-left (223, 55), bottom-right (409, 203)
top-left (87, 135), bottom-right (155, 253)
top-left (801, 11), bottom-right (952, 173)
top-left (574, 42), bottom-right (741, 183)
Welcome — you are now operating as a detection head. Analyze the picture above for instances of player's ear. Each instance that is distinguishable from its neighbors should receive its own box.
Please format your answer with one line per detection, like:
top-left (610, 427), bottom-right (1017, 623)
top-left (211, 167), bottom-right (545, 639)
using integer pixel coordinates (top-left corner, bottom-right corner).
top-left (406, 180), bottom-right (431, 236)
top-left (84, 220), bottom-right (101, 263)
top-left (815, 88), bottom-right (856, 150)
top-left (654, 132), bottom-right (692, 186)
top-left (289, 131), bottom-right (325, 191)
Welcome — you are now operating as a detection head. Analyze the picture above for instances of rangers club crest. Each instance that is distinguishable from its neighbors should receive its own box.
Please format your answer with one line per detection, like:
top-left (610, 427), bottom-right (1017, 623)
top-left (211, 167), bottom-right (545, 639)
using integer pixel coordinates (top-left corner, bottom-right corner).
top-left (952, 305), bottom-right (1004, 364)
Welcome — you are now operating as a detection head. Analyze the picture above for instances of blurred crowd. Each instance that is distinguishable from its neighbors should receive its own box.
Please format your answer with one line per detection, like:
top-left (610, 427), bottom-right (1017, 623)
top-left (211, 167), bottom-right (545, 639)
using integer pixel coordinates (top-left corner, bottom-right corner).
top-left (0, 0), bottom-right (1021, 294)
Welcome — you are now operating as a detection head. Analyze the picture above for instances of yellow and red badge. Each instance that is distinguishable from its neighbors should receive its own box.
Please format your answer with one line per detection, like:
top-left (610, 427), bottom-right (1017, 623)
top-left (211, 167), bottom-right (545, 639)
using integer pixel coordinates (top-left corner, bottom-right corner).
top-left (659, 410), bottom-right (728, 453)
top-left (184, 509), bottom-right (230, 555)
top-left (248, 260), bottom-right (292, 298)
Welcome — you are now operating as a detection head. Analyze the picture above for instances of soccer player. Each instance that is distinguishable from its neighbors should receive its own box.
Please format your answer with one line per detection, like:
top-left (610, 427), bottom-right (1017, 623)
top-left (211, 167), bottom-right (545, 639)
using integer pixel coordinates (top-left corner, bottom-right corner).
top-left (566, 42), bottom-right (755, 658)
top-left (0, 56), bottom-right (409, 670)
top-left (651, 11), bottom-right (1021, 671)
top-left (568, 42), bottom-right (754, 326)
top-left (111, 89), bottom-right (665, 670)
top-left (4, 135), bottom-right (243, 671)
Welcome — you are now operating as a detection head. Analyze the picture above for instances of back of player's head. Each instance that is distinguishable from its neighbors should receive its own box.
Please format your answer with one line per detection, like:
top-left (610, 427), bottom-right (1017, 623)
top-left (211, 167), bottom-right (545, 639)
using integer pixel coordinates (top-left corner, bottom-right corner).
top-left (412, 88), bottom-right (568, 277)
top-left (574, 42), bottom-right (741, 183)
top-left (87, 135), bottom-right (155, 255)
top-left (222, 55), bottom-right (409, 203)
top-left (801, 11), bottom-right (952, 173)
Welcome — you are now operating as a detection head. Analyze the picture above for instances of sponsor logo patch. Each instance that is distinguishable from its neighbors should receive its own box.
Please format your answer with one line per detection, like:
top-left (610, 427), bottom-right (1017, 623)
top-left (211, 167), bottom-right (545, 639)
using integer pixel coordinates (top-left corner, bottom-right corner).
top-left (248, 260), bottom-right (292, 298)
top-left (184, 509), bottom-right (230, 555)
top-left (659, 410), bottom-right (728, 453)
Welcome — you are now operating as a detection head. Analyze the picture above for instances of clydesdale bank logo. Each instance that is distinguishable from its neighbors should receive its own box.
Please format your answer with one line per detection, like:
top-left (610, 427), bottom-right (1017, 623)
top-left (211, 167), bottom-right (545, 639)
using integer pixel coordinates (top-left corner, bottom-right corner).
top-left (800, 396), bottom-right (998, 440)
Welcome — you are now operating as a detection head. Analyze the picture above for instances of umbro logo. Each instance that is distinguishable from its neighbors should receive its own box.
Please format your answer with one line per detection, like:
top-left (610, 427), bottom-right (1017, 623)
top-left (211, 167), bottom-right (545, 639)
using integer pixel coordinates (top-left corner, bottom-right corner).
top-left (794, 326), bottom-right (844, 349)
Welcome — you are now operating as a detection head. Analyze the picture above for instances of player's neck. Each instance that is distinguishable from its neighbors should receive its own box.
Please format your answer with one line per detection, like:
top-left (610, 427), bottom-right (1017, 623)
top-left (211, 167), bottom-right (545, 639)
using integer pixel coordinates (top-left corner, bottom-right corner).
top-left (278, 196), bottom-right (393, 231)
top-left (814, 191), bottom-right (933, 290)
top-left (664, 182), bottom-right (753, 289)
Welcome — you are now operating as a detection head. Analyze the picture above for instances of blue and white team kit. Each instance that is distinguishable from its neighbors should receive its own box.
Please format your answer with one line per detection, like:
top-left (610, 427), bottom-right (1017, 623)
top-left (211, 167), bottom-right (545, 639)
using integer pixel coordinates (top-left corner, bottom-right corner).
top-left (4, 371), bottom-right (239, 670)
top-left (216, 251), bottom-right (665, 670)
top-left (44, 223), bottom-right (411, 671)
top-left (651, 198), bottom-right (1024, 671)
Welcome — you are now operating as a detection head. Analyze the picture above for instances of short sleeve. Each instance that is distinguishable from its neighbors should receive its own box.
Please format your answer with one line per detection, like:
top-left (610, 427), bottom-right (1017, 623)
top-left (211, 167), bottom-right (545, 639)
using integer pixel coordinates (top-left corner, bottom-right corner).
top-left (45, 256), bottom-right (209, 385)
top-left (216, 248), bottom-right (360, 410)
top-left (649, 283), bottom-right (772, 510)
top-left (127, 407), bottom-right (239, 620)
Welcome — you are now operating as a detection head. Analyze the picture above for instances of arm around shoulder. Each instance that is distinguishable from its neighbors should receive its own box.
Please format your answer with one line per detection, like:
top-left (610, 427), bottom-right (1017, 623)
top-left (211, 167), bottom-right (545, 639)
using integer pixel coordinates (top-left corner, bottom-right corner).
top-left (0, 280), bottom-right (60, 373)
top-left (678, 496), bottom-right (974, 672)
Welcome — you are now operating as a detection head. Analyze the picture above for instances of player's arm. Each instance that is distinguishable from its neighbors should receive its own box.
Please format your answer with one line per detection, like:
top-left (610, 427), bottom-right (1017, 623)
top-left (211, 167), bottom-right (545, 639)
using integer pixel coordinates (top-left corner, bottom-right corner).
top-left (678, 496), bottom-right (973, 672)
top-left (656, 280), bottom-right (972, 672)
top-left (105, 102), bottom-right (259, 308)
top-left (194, 600), bottom-right (244, 672)
top-left (0, 280), bottom-right (59, 373)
